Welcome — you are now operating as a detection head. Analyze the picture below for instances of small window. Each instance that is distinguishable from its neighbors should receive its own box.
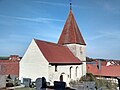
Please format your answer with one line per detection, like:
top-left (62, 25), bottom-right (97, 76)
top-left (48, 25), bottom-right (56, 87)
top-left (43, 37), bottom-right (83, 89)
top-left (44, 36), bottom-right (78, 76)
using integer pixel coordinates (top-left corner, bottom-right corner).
top-left (70, 66), bottom-right (73, 78)
top-left (55, 65), bottom-right (57, 72)
top-left (76, 66), bottom-right (78, 77)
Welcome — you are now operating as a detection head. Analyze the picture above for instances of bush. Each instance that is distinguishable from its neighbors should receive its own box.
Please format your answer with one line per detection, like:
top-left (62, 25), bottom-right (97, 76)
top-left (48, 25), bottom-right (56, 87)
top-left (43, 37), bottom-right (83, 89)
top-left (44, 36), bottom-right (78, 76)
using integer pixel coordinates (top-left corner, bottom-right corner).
top-left (95, 79), bottom-right (118, 89)
top-left (6, 83), bottom-right (14, 87)
top-left (79, 73), bottom-right (96, 82)
top-left (69, 79), bottom-right (77, 86)
top-left (79, 73), bottom-right (118, 89)
top-left (106, 80), bottom-right (118, 89)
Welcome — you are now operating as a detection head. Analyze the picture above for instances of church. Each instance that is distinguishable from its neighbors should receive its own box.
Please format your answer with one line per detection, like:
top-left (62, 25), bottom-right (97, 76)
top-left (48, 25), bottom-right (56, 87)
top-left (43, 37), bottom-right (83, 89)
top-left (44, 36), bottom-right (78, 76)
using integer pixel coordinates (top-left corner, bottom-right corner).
top-left (19, 4), bottom-right (86, 86)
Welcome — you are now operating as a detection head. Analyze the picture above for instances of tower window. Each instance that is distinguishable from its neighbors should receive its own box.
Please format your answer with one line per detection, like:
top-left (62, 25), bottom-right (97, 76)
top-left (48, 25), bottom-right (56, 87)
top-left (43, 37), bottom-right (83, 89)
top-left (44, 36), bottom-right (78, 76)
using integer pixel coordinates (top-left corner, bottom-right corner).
top-left (80, 47), bottom-right (83, 54)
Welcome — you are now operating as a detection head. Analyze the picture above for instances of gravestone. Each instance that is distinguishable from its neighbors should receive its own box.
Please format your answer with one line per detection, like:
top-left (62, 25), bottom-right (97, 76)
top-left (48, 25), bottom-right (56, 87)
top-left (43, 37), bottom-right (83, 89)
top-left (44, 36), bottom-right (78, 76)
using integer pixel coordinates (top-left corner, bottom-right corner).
top-left (36, 77), bottom-right (47, 90)
top-left (42, 77), bottom-right (47, 88)
top-left (118, 78), bottom-right (120, 90)
top-left (35, 78), bottom-right (42, 90)
top-left (0, 75), bottom-right (6, 88)
top-left (83, 82), bottom-right (96, 90)
top-left (23, 78), bottom-right (31, 87)
top-left (54, 81), bottom-right (66, 90)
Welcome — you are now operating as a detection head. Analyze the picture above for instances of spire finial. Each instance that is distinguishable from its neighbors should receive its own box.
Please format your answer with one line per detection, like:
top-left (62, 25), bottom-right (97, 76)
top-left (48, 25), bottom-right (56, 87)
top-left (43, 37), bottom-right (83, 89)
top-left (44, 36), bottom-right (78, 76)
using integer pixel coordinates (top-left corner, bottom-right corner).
top-left (70, 0), bottom-right (72, 10)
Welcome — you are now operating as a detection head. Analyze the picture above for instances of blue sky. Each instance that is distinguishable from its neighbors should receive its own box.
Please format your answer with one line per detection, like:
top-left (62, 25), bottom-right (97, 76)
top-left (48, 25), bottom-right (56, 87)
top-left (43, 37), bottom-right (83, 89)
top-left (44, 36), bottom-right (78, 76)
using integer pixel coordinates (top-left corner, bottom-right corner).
top-left (0, 0), bottom-right (120, 60)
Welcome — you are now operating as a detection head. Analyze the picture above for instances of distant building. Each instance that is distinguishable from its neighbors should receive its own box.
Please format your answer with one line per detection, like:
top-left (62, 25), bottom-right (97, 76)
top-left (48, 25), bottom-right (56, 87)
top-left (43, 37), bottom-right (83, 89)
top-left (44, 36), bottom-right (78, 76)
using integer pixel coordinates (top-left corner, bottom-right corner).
top-left (0, 55), bottom-right (20, 77)
top-left (19, 7), bottom-right (86, 85)
top-left (9, 55), bottom-right (20, 61)
top-left (0, 55), bottom-right (20, 88)
top-left (87, 60), bottom-right (120, 84)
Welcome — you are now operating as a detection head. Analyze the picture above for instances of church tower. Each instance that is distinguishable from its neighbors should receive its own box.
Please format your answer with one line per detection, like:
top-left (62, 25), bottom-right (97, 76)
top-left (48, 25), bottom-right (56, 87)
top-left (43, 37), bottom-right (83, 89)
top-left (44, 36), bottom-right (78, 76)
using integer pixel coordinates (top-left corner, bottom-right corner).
top-left (58, 3), bottom-right (86, 76)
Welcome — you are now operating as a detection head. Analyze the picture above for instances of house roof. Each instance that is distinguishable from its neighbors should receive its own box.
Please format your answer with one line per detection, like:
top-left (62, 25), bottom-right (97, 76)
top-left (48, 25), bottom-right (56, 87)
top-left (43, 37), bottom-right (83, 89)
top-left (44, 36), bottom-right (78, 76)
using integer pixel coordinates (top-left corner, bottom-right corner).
top-left (58, 10), bottom-right (86, 45)
top-left (87, 64), bottom-right (120, 77)
top-left (35, 39), bottom-right (82, 65)
top-left (0, 60), bottom-right (19, 76)
top-left (92, 60), bottom-right (107, 66)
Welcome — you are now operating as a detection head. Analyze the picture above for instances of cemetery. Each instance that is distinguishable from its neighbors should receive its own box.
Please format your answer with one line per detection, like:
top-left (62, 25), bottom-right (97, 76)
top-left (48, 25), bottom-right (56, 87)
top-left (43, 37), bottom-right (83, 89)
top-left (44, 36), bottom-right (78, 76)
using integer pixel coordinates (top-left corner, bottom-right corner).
top-left (0, 0), bottom-right (120, 90)
top-left (1, 73), bottom-right (119, 90)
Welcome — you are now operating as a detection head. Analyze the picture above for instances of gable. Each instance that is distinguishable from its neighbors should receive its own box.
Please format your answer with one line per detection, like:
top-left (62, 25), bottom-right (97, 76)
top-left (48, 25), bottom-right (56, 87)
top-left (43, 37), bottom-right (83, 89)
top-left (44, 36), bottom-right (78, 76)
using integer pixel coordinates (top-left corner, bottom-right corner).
top-left (20, 39), bottom-right (48, 64)
top-left (19, 39), bottom-right (49, 80)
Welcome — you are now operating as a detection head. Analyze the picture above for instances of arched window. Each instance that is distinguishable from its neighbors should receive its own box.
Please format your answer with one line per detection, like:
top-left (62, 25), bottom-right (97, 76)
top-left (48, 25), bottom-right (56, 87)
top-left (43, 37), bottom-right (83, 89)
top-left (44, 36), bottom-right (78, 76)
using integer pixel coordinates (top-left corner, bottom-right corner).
top-left (70, 66), bottom-right (73, 78)
top-left (59, 75), bottom-right (63, 81)
top-left (76, 66), bottom-right (78, 77)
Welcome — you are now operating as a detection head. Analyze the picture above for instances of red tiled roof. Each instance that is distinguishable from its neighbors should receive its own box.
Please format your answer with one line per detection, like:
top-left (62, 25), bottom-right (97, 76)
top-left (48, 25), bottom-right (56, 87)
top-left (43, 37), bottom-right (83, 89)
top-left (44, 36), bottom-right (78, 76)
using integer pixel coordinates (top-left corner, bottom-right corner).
top-left (35, 39), bottom-right (82, 65)
top-left (58, 10), bottom-right (86, 45)
top-left (0, 60), bottom-right (19, 76)
top-left (9, 55), bottom-right (20, 61)
top-left (93, 60), bottom-right (107, 66)
top-left (87, 64), bottom-right (120, 77)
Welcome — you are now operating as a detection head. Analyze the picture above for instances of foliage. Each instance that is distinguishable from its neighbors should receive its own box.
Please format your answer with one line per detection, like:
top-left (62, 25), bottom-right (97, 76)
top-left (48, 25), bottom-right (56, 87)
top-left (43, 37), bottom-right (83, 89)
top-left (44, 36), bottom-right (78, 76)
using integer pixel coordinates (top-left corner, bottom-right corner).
top-left (106, 80), bottom-right (118, 89)
top-left (70, 73), bottom-right (96, 87)
top-left (13, 78), bottom-right (21, 86)
top-left (86, 57), bottom-right (94, 62)
top-left (79, 73), bottom-right (96, 82)
top-left (6, 75), bottom-right (20, 86)
top-left (0, 56), bottom-right (9, 60)
top-left (69, 79), bottom-right (79, 86)
top-left (95, 79), bottom-right (117, 89)
top-left (69, 73), bottom-right (118, 89)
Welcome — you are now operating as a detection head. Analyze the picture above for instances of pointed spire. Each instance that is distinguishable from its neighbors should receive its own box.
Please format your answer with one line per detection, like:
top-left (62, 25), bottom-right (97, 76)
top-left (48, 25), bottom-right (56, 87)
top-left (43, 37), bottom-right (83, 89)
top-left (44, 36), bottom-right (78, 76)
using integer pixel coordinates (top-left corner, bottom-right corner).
top-left (70, 0), bottom-right (72, 10)
top-left (58, 7), bottom-right (86, 45)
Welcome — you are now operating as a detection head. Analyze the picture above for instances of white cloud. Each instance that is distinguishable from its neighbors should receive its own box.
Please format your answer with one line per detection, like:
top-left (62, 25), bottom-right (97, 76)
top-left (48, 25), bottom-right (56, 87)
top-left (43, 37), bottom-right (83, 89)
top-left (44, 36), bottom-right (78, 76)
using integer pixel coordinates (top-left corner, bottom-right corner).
top-left (102, 1), bottom-right (120, 14)
top-left (34, 1), bottom-right (89, 10)
top-left (34, 1), bottom-right (68, 7)
top-left (94, 0), bottom-right (120, 14)
top-left (87, 30), bottom-right (120, 40)
top-left (99, 30), bottom-right (120, 39)
top-left (0, 14), bottom-right (64, 23)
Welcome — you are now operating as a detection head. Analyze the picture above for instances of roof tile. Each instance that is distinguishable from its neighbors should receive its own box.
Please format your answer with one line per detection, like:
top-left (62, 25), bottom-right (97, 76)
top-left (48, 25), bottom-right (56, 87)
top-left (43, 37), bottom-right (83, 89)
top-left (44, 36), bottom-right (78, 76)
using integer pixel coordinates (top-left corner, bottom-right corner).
top-left (0, 60), bottom-right (19, 76)
top-left (58, 10), bottom-right (86, 45)
top-left (87, 64), bottom-right (120, 77)
top-left (35, 39), bottom-right (82, 65)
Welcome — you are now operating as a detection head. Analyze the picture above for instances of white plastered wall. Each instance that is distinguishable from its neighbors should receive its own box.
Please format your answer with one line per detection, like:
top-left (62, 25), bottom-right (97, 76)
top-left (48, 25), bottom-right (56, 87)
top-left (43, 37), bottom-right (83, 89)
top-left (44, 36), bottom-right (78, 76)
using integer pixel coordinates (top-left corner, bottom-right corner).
top-left (65, 44), bottom-right (86, 76)
top-left (19, 39), bottom-right (49, 82)
top-left (48, 65), bottom-right (82, 86)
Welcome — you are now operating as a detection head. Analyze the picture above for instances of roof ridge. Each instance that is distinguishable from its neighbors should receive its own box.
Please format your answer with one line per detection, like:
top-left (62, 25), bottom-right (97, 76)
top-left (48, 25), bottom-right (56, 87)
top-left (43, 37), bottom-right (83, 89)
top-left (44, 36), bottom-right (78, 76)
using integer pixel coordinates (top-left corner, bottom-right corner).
top-left (34, 38), bottom-right (67, 47)
top-left (34, 38), bottom-right (56, 44)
